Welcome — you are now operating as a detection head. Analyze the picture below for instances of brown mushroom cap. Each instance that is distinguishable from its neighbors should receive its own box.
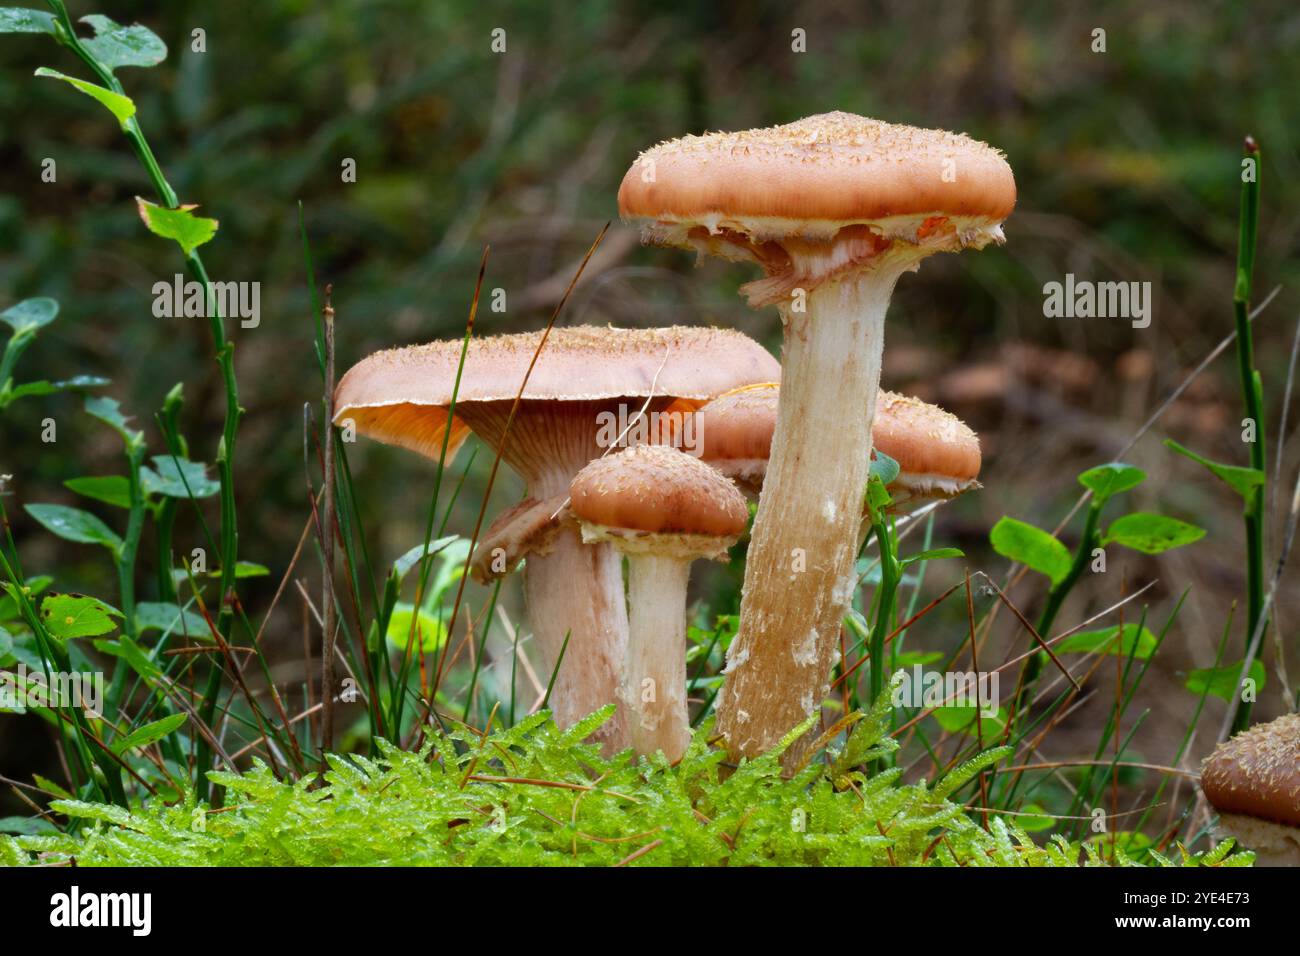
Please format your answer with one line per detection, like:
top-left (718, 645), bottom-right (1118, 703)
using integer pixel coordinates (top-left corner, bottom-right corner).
top-left (470, 494), bottom-right (570, 585)
top-left (1202, 713), bottom-right (1300, 828)
top-left (570, 444), bottom-right (748, 541)
top-left (619, 111), bottom-right (1015, 236)
top-left (692, 383), bottom-right (980, 500)
top-left (333, 325), bottom-right (779, 469)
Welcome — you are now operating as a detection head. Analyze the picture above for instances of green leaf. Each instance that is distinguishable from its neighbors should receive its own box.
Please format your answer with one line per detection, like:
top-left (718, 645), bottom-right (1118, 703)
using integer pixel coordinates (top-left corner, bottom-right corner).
top-left (235, 561), bottom-right (270, 579)
top-left (84, 395), bottom-right (143, 445)
top-left (933, 704), bottom-right (1008, 740)
top-left (1103, 512), bottom-right (1205, 554)
top-left (1077, 463), bottom-right (1145, 502)
top-left (1058, 623), bottom-right (1157, 660)
top-left (135, 602), bottom-right (209, 639)
top-left (900, 547), bottom-right (964, 569)
top-left (1165, 440), bottom-right (1264, 500)
top-left (989, 517), bottom-right (1071, 586)
top-left (6, 375), bottom-right (110, 400)
top-left (0, 297), bottom-right (58, 335)
top-left (40, 593), bottom-right (123, 641)
top-left (135, 198), bottom-right (218, 255)
top-left (33, 67), bottom-right (135, 129)
top-left (93, 635), bottom-right (160, 682)
top-left (142, 456), bottom-right (220, 499)
top-left (64, 475), bottom-right (131, 509)
top-left (111, 713), bottom-right (186, 755)
top-left (891, 651), bottom-right (944, 668)
top-left (386, 603), bottom-right (446, 655)
top-left (0, 815), bottom-right (58, 836)
top-left (0, 8), bottom-right (56, 33)
top-left (869, 450), bottom-right (901, 487)
top-left (0, 623), bottom-right (11, 659)
top-left (24, 503), bottom-right (122, 551)
top-left (0, 575), bottom-right (52, 621)
top-left (391, 536), bottom-right (460, 585)
top-left (1017, 804), bottom-right (1055, 833)
top-left (1185, 659), bottom-right (1265, 703)
top-left (79, 15), bottom-right (166, 71)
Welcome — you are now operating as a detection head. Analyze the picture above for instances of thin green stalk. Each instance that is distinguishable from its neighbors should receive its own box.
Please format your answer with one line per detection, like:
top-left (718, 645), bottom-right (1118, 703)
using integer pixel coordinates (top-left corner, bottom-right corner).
top-left (45, 0), bottom-right (244, 801)
top-left (1231, 136), bottom-right (1264, 732)
top-left (1014, 498), bottom-right (1102, 724)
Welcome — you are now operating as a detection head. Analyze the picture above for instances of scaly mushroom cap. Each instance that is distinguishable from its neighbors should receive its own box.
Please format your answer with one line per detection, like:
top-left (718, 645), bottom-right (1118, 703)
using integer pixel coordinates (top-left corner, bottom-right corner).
top-left (693, 383), bottom-right (981, 501)
top-left (470, 494), bottom-right (571, 585)
top-left (333, 326), bottom-right (779, 481)
top-left (1202, 713), bottom-right (1300, 828)
top-left (570, 445), bottom-right (748, 559)
top-left (619, 112), bottom-right (1015, 306)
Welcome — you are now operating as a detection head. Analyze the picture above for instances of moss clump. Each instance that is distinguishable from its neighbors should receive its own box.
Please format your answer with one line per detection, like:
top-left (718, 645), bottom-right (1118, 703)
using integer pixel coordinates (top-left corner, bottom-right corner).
top-left (0, 698), bottom-right (1250, 867)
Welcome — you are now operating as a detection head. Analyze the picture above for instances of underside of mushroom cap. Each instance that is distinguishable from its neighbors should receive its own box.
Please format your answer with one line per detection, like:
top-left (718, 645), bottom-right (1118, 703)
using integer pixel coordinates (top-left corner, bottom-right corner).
top-left (333, 325), bottom-right (780, 462)
top-left (1202, 713), bottom-right (1300, 827)
top-left (570, 444), bottom-right (749, 540)
top-left (470, 494), bottom-right (571, 584)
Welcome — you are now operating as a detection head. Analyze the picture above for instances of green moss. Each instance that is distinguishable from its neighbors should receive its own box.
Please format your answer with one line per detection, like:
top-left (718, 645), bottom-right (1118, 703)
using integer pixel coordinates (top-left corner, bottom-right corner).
top-left (0, 697), bottom-right (1251, 867)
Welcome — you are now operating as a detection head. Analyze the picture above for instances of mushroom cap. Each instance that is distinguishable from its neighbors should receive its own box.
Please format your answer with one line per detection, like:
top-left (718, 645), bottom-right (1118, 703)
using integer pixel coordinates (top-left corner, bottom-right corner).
top-left (619, 111), bottom-right (1015, 234)
top-left (693, 384), bottom-right (981, 501)
top-left (1202, 713), bottom-right (1300, 828)
top-left (333, 325), bottom-right (779, 462)
top-left (470, 494), bottom-right (570, 585)
top-left (569, 444), bottom-right (748, 542)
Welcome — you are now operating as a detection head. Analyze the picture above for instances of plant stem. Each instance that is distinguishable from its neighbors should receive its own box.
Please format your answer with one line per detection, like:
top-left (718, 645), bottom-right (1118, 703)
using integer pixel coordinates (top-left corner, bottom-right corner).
top-left (1231, 136), bottom-right (1264, 733)
top-left (1014, 498), bottom-right (1103, 725)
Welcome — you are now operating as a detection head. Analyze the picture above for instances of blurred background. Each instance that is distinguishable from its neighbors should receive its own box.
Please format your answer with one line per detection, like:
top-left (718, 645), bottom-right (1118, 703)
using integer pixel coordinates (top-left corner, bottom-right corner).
top-left (2, 1), bottom-right (1299, 817)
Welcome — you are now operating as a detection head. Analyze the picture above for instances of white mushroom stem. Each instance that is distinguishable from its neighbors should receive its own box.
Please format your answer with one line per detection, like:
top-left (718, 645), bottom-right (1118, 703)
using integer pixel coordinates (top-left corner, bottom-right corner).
top-left (522, 527), bottom-right (629, 741)
top-left (717, 267), bottom-right (910, 764)
top-left (457, 400), bottom-right (634, 751)
top-left (621, 552), bottom-right (693, 760)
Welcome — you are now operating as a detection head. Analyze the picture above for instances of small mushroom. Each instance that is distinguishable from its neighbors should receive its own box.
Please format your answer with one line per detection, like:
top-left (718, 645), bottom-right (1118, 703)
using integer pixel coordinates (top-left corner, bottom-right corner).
top-left (620, 111), bottom-right (1015, 760)
top-left (569, 444), bottom-right (748, 761)
top-left (1201, 713), bottom-right (1300, 866)
top-left (334, 325), bottom-right (777, 749)
top-left (690, 383), bottom-right (981, 506)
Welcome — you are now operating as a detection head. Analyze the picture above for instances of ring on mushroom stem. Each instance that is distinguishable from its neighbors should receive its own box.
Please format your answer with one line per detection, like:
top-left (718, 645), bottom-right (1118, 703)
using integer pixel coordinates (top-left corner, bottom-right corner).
top-left (1201, 713), bottom-right (1300, 866)
top-left (569, 444), bottom-right (749, 762)
top-left (620, 111), bottom-right (1015, 764)
top-left (333, 325), bottom-right (777, 752)
top-left (685, 383), bottom-right (982, 509)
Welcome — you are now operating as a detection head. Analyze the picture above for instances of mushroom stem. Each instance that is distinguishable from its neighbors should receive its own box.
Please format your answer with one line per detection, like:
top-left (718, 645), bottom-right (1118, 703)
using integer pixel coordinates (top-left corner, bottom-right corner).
top-left (717, 271), bottom-right (902, 764)
top-left (622, 552), bottom-right (692, 760)
top-left (522, 527), bottom-right (629, 748)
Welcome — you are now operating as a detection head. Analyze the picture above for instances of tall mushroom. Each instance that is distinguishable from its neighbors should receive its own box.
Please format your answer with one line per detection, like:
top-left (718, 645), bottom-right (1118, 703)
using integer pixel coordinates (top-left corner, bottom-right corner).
top-left (620, 112), bottom-right (1014, 761)
top-left (1202, 713), bottom-right (1300, 866)
top-left (334, 326), bottom-right (777, 749)
top-left (691, 383), bottom-right (981, 508)
top-left (569, 444), bottom-right (748, 761)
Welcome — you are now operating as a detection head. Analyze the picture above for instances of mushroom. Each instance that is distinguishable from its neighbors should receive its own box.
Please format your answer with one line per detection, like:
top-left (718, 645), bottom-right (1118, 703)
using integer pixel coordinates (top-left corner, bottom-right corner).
top-left (620, 112), bottom-right (1014, 760)
top-left (690, 383), bottom-right (981, 507)
top-left (1201, 713), bottom-right (1300, 866)
top-left (569, 444), bottom-right (748, 760)
top-left (334, 325), bottom-right (777, 749)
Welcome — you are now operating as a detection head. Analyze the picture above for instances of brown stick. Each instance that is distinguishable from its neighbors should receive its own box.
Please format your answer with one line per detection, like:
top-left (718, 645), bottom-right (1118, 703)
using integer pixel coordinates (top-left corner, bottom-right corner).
top-left (320, 285), bottom-right (338, 761)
